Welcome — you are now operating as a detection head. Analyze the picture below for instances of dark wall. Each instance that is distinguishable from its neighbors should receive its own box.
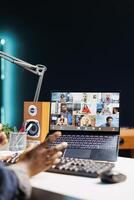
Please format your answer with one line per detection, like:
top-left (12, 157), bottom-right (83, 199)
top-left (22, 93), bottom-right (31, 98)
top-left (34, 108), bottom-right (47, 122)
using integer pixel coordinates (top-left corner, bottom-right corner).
top-left (0, 1), bottom-right (134, 127)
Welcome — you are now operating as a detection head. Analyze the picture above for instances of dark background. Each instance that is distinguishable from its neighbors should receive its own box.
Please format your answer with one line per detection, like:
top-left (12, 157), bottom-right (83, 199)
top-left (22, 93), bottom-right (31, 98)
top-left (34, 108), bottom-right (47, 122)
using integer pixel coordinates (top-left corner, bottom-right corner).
top-left (0, 0), bottom-right (134, 127)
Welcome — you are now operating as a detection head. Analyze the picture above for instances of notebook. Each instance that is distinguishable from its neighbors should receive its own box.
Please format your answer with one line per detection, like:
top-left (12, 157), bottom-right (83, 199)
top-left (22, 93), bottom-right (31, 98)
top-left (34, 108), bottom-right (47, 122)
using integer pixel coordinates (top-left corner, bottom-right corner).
top-left (49, 92), bottom-right (120, 162)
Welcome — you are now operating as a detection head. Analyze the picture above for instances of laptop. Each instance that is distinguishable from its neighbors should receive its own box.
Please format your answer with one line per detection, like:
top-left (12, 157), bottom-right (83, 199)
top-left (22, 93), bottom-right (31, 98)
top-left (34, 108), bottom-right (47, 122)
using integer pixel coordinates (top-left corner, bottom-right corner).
top-left (49, 92), bottom-right (120, 162)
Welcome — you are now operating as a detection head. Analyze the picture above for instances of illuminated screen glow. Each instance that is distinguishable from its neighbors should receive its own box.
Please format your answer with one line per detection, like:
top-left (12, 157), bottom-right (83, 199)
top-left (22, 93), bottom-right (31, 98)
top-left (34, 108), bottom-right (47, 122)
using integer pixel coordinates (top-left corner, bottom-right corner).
top-left (50, 92), bottom-right (120, 132)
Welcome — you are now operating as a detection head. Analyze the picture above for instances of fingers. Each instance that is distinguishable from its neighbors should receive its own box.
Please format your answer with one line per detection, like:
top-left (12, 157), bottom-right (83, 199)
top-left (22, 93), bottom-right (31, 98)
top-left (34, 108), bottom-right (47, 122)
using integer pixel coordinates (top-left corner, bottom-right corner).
top-left (0, 125), bottom-right (8, 147)
top-left (46, 142), bottom-right (68, 156)
top-left (46, 131), bottom-right (61, 143)
top-left (43, 158), bottom-right (61, 172)
top-left (46, 142), bottom-right (68, 163)
top-left (43, 151), bottom-right (63, 168)
top-left (0, 155), bottom-right (12, 161)
top-left (46, 151), bottom-right (62, 162)
top-left (54, 142), bottom-right (68, 151)
top-left (42, 131), bottom-right (62, 147)
top-left (51, 151), bottom-right (62, 164)
top-left (0, 132), bottom-right (8, 146)
top-left (0, 132), bottom-right (7, 140)
top-left (0, 139), bottom-right (8, 146)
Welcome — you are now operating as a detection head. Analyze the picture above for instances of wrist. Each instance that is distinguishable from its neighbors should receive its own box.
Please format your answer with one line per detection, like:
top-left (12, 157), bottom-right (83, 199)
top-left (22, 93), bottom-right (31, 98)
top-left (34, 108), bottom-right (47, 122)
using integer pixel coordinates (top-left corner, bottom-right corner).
top-left (7, 162), bottom-right (32, 198)
top-left (13, 162), bottom-right (31, 177)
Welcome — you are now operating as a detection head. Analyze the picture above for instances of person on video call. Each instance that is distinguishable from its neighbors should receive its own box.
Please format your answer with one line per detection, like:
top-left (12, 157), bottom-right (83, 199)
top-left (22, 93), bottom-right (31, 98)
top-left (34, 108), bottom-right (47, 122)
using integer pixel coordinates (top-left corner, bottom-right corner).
top-left (82, 104), bottom-right (91, 113)
top-left (80, 114), bottom-right (92, 127)
top-left (0, 123), bottom-right (67, 199)
top-left (60, 103), bottom-right (72, 125)
top-left (56, 115), bottom-right (68, 126)
top-left (59, 94), bottom-right (66, 103)
top-left (100, 116), bottom-right (114, 127)
top-left (113, 107), bottom-right (119, 115)
top-left (101, 105), bottom-right (112, 115)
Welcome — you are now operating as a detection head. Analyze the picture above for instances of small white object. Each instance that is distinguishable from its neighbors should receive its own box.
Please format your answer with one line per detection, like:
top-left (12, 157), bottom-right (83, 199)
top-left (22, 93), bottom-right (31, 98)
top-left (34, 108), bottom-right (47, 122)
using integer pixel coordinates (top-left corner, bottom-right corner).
top-left (28, 105), bottom-right (37, 116)
top-left (0, 39), bottom-right (5, 45)
top-left (25, 123), bottom-right (33, 132)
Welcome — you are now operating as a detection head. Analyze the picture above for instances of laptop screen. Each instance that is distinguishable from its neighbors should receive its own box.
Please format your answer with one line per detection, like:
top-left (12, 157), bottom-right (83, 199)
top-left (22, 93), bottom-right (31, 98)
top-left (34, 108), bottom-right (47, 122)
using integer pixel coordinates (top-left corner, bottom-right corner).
top-left (50, 92), bottom-right (120, 132)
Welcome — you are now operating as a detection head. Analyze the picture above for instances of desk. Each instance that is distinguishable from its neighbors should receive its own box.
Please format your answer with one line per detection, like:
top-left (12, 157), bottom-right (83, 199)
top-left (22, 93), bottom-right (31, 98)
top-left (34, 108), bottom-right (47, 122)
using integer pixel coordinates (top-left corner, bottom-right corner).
top-left (30, 157), bottom-right (134, 200)
top-left (120, 128), bottom-right (134, 149)
top-left (120, 128), bottom-right (134, 157)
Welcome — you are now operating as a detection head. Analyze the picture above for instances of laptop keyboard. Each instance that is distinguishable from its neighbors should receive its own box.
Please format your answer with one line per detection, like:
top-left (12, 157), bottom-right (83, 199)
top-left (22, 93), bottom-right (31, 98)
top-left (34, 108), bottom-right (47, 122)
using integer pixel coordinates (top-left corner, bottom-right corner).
top-left (53, 135), bottom-right (117, 150)
top-left (48, 157), bottom-right (115, 178)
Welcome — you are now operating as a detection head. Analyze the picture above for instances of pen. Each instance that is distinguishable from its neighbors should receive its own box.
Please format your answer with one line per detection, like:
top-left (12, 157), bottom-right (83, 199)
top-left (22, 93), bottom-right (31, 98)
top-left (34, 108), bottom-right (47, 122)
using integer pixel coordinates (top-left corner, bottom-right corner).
top-left (15, 124), bottom-right (33, 149)
top-left (14, 126), bottom-right (18, 132)
top-left (25, 123), bottom-right (33, 133)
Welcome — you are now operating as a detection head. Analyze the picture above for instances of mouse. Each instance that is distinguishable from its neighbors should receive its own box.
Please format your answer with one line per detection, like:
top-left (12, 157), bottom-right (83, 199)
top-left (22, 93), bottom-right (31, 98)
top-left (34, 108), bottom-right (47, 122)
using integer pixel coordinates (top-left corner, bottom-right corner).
top-left (100, 170), bottom-right (127, 184)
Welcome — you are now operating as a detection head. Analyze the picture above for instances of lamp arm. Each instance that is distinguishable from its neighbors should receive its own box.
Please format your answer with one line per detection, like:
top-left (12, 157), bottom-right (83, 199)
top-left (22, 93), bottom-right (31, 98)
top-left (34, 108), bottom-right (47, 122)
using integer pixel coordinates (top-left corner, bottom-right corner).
top-left (0, 51), bottom-right (47, 101)
top-left (34, 68), bottom-right (46, 101)
top-left (13, 60), bottom-right (39, 75)
top-left (0, 50), bottom-right (37, 69)
top-left (0, 51), bottom-right (47, 75)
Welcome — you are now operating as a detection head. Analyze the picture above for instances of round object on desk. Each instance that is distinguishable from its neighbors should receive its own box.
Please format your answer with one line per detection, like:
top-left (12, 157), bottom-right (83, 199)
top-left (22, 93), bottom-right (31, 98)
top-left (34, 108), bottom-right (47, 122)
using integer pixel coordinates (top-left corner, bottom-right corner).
top-left (100, 170), bottom-right (127, 184)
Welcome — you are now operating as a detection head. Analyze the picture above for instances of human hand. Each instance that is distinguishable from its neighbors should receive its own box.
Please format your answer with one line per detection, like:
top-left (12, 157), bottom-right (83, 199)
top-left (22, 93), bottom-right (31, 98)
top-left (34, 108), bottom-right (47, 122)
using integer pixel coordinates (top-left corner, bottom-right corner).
top-left (0, 123), bottom-right (8, 148)
top-left (0, 154), bottom-right (13, 162)
top-left (15, 131), bottom-right (67, 177)
top-left (0, 144), bottom-right (36, 163)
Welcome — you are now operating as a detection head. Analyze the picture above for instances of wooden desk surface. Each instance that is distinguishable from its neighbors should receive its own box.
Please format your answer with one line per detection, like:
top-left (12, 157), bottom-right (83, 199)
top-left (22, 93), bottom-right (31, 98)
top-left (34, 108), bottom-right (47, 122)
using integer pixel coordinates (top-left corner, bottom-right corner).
top-left (120, 128), bottom-right (134, 149)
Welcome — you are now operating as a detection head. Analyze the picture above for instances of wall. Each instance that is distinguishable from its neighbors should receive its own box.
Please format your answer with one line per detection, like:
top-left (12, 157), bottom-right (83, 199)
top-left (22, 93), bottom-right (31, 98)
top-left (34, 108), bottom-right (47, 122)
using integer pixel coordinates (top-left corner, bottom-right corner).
top-left (0, 1), bottom-right (134, 127)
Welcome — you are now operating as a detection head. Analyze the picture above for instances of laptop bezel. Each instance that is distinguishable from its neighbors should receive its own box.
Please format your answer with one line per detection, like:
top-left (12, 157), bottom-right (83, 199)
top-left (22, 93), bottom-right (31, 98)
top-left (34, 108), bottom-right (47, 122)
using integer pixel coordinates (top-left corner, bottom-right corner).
top-left (48, 90), bottom-right (121, 136)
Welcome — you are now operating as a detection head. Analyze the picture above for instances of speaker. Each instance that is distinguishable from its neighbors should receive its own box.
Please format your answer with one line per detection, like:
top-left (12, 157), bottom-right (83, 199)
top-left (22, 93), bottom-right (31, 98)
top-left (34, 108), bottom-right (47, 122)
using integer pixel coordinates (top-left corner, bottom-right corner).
top-left (24, 102), bottom-right (50, 143)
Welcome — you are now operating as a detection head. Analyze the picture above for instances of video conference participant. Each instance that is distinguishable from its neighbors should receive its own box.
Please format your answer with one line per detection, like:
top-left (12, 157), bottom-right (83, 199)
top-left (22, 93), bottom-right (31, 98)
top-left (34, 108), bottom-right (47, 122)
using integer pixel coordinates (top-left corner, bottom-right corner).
top-left (80, 114), bottom-right (92, 127)
top-left (100, 116), bottom-right (114, 127)
top-left (56, 115), bottom-right (68, 126)
top-left (60, 103), bottom-right (73, 125)
top-left (0, 124), bottom-right (67, 200)
top-left (82, 104), bottom-right (91, 113)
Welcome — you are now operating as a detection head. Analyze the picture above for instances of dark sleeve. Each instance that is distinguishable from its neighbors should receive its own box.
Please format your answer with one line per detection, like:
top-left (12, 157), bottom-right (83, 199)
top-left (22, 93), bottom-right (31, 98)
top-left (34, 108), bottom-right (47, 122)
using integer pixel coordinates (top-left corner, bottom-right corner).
top-left (0, 162), bottom-right (19, 200)
top-left (7, 165), bottom-right (32, 199)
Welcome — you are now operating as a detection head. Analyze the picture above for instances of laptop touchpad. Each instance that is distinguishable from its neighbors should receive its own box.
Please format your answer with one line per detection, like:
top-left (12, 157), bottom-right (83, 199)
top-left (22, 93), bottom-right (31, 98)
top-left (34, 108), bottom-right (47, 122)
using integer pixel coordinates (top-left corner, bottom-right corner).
top-left (64, 149), bottom-right (91, 159)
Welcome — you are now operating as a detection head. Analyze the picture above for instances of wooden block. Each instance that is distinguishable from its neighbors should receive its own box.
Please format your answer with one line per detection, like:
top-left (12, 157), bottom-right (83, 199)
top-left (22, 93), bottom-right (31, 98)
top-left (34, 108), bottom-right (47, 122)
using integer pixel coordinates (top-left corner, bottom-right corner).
top-left (120, 128), bottom-right (134, 149)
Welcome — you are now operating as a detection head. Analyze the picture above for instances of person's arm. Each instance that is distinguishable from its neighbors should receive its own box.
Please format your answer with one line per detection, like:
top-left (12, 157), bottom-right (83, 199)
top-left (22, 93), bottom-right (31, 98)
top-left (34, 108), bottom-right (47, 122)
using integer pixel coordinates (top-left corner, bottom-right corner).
top-left (0, 124), bottom-right (67, 199)
top-left (0, 162), bottom-right (20, 200)
top-left (7, 131), bottom-right (67, 199)
top-left (7, 163), bottom-right (32, 199)
top-left (0, 124), bottom-right (31, 199)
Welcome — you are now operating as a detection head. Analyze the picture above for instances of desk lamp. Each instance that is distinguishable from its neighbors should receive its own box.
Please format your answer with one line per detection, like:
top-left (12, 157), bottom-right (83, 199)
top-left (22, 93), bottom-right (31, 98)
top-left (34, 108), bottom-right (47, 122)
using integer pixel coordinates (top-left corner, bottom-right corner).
top-left (0, 51), bottom-right (47, 102)
top-left (0, 51), bottom-right (49, 142)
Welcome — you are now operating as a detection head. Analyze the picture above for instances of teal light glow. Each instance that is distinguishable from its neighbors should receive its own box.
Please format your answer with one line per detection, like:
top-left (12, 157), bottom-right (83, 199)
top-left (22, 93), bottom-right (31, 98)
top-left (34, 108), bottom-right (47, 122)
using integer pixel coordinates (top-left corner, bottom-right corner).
top-left (0, 32), bottom-right (19, 126)
top-left (0, 39), bottom-right (6, 45)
